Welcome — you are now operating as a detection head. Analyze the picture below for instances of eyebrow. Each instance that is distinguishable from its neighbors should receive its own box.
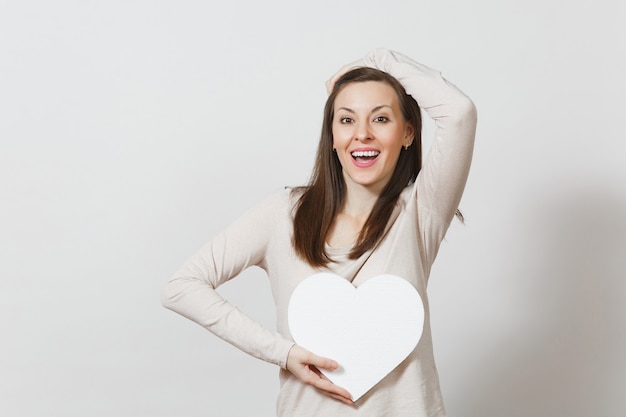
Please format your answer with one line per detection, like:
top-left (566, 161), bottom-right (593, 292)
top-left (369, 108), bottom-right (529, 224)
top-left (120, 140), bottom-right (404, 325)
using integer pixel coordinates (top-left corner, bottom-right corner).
top-left (336, 104), bottom-right (393, 114)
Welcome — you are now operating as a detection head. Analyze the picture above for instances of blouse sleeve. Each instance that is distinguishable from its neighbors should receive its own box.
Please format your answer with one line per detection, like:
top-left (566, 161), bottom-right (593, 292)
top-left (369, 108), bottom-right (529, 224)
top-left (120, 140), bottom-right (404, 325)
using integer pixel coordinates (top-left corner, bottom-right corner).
top-left (357, 49), bottom-right (477, 260)
top-left (161, 191), bottom-right (295, 368)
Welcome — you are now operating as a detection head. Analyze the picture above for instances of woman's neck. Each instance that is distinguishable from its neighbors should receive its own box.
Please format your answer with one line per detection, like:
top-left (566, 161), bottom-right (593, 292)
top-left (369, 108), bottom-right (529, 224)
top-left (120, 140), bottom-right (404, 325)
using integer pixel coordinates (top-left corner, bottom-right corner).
top-left (340, 186), bottom-right (379, 221)
top-left (325, 184), bottom-right (381, 249)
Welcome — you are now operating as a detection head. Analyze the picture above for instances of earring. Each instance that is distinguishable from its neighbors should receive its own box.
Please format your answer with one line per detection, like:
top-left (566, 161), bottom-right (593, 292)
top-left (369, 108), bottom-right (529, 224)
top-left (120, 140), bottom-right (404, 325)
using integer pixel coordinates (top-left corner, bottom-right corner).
top-left (404, 144), bottom-right (409, 150)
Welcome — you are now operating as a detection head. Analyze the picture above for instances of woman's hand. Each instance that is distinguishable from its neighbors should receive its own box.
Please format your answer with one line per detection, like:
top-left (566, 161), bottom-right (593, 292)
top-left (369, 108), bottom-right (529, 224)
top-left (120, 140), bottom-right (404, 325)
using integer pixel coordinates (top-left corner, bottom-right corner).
top-left (325, 48), bottom-right (391, 94)
top-left (325, 58), bottom-right (365, 94)
top-left (286, 345), bottom-right (354, 406)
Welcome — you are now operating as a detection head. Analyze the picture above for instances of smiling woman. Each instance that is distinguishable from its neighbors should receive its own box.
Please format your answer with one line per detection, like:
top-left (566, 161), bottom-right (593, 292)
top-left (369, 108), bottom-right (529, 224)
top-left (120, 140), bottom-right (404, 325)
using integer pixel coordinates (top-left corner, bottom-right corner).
top-left (162, 48), bottom-right (477, 417)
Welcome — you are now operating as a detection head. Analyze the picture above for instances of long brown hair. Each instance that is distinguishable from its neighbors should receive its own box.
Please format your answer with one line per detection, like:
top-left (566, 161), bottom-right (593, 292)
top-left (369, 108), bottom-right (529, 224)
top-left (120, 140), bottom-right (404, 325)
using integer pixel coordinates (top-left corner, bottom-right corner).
top-left (292, 67), bottom-right (422, 267)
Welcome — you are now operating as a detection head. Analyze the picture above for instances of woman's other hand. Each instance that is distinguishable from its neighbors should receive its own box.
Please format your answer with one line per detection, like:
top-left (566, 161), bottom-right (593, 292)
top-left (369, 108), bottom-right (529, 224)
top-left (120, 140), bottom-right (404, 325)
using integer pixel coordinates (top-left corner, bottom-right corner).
top-left (325, 48), bottom-right (391, 94)
top-left (325, 58), bottom-right (364, 94)
top-left (286, 345), bottom-right (354, 406)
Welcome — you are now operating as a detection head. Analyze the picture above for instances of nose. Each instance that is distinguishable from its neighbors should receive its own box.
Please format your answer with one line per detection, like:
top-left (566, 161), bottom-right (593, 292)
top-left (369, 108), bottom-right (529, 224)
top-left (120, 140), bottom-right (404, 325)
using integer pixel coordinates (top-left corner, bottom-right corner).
top-left (355, 120), bottom-right (372, 142)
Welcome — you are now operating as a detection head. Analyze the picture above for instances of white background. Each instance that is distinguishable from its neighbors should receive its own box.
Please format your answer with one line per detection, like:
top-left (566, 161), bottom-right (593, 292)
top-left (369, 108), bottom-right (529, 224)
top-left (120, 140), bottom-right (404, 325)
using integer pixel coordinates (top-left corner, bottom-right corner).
top-left (1, 1), bottom-right (625, 416)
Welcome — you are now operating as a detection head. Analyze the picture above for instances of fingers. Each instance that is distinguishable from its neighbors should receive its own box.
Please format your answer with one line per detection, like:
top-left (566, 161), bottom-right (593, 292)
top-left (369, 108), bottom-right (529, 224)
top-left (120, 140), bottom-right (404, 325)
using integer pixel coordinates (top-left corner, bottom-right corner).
top-left (325, 60), bottom-right (364, 94)
top-left (309, 366), bottom-right (354, 405)
top-left (312, 377), bottom-right (354, 405)
top-left (286, 345), bottom-right (354, 405)
top-left (325, 63), bottom-right (353, 94)
top-left (325, 74), bottom-right (340, 95)
top-left (306, 351), bottom-right (338, 371)
top-left (287, 345), bottom-right (337, 371)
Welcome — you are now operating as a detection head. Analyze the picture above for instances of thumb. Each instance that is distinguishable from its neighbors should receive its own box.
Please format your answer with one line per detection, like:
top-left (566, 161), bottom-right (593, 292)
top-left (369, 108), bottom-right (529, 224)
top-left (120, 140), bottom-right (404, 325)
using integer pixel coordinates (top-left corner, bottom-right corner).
top-left (325, 63), bottom-right (355, 94)
top-left (325, 58), bottom-right (368, 94)
top-left (308, 353), bottom-right (339, 371)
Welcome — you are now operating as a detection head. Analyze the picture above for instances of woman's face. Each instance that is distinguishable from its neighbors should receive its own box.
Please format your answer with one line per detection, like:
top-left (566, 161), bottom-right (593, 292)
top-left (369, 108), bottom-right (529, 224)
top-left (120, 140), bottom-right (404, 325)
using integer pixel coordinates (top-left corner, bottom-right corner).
top-left (332, 81), bottom-right (414, 194)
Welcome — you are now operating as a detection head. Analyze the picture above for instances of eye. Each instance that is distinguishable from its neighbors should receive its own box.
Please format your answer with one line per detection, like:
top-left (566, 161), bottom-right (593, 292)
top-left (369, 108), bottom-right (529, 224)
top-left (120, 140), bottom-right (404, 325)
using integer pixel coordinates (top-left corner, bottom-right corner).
top-left (339, 116), bottom-right (354, 124)
top-left (373, 116), bottom-right (389, 123)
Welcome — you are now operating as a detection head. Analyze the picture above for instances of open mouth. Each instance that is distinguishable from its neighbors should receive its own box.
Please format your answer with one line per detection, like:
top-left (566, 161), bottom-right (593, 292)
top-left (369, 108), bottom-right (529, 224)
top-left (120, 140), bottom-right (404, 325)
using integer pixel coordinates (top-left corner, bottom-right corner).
top-left (351, 150), bottom-right (380, 163)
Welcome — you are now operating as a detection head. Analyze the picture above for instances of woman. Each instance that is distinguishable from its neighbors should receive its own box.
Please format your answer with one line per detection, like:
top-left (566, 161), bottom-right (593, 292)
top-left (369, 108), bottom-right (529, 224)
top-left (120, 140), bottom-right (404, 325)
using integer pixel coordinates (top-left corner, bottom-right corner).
top-left (162, 48), bottom-right (477, 416)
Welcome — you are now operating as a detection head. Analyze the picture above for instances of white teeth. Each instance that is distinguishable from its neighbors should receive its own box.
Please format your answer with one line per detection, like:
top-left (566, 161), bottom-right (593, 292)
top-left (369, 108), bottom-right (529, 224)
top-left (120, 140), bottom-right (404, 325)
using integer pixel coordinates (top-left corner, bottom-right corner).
top-left (351, 150), bottom-right (380, 157)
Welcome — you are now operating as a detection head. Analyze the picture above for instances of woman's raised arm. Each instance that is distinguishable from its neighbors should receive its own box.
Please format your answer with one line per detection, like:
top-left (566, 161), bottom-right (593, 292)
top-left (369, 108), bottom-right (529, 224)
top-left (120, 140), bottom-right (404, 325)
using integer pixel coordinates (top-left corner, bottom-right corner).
top-left (328, 48), bottom-right (477, 233)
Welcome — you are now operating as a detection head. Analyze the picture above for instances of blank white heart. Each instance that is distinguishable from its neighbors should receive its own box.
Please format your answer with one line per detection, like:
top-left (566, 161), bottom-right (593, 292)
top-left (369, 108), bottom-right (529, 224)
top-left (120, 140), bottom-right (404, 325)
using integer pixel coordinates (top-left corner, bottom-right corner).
top-left (288, 272), bottom-right (424, 401)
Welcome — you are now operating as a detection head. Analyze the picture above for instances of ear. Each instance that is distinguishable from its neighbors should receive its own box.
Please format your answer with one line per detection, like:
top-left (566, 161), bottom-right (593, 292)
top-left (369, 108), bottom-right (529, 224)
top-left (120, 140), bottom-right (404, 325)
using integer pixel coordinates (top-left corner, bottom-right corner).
top-left (404, 123), bottom-right (415, 147)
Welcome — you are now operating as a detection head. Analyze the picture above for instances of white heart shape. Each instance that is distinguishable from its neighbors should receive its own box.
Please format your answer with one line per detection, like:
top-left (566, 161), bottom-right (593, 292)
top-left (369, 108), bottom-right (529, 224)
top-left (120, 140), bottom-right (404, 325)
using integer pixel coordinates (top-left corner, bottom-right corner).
top-left (288, 272), bottom-right (424, 401)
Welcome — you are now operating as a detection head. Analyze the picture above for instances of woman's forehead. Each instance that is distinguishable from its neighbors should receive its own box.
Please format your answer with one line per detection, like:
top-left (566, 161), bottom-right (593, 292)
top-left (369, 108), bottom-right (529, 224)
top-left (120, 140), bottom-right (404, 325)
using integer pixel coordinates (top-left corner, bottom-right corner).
top-left (333, 81), bottom-right (400, 110)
